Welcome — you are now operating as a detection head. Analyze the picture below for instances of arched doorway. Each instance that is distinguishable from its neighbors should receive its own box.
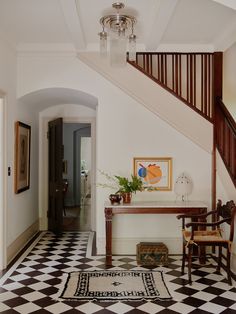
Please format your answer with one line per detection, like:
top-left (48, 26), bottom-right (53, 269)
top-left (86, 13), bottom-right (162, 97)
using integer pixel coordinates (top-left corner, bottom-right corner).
top-left (18, 88), bottom-right (97, 233)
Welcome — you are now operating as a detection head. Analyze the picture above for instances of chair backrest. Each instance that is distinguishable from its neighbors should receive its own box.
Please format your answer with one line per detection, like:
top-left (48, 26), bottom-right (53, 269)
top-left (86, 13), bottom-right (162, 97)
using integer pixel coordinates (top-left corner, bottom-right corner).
top-left (216, 199), bottom-right (236, 242)
top-left (216, 199), bottom-right (235, 222)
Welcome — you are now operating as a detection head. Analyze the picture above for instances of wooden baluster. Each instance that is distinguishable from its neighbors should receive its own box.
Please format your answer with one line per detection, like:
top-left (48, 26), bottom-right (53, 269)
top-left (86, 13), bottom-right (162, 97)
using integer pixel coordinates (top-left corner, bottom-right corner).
top-left (201, 54), bottom-right (203, 112)
top-left (204, 54), bottom-right (207, 115)
top-left (143, 54), bottom-right (145, 71)
top-left (164, 54), bottom-right (167, 85)
top-left (179, 54), bottom-right (182, 97)
top-left (193, 54), bottom-right (196, 107)
top-left (187, 54), bottom-right (189, 103)
top-left (175, 54), bottom-right (178, 94)
top-left (190, 54), bottom-right (193, 105)
top-left (161, 54), bottom-right (164, 84)
top-left (150, 54), bottom-right (153, 77)
top-left (208, 54), bottom-right (211, 118)
top-left (147, 54), bottom-right (150, 75)
top-left (158, 54), bottom-right (160, 82)
top-left (172, 54), bottom-right (175, 91)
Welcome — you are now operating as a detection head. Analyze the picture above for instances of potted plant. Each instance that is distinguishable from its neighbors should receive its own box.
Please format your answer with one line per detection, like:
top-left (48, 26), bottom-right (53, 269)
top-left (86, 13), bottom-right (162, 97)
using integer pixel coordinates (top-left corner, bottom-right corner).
top-left (115, 175), bottom-right (143, 203)
top-left (98, 170), bottom-right (143, 204)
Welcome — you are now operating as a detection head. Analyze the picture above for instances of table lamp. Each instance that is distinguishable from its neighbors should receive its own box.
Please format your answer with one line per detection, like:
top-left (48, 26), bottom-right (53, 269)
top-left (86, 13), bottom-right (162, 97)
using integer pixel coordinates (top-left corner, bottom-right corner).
top-left (174, 173), bottom-right (193, 201)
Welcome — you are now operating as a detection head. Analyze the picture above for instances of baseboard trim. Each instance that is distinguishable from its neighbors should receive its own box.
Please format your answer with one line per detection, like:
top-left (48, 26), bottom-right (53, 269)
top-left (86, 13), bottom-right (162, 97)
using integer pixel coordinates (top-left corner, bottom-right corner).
top-left (7, 220), bottom-right (39, 264)
top-left (96, 237), bottom-right (182, 255)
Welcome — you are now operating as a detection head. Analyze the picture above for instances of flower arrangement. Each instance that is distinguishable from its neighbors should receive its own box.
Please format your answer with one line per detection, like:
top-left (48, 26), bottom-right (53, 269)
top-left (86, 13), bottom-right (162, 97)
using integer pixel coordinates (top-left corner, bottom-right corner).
top-left (98, 170), bottom-right (143, 194)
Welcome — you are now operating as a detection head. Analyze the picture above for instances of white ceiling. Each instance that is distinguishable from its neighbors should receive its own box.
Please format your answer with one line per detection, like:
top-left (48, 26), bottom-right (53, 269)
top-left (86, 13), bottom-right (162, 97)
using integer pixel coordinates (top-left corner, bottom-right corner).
top-left (0, 0), bottom-right (235, 53)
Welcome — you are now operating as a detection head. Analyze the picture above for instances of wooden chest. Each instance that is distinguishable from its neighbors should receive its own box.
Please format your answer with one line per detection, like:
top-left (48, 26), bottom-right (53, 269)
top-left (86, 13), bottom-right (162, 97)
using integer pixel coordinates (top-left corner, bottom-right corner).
top-left (136, 242), bottom-right (168, 266)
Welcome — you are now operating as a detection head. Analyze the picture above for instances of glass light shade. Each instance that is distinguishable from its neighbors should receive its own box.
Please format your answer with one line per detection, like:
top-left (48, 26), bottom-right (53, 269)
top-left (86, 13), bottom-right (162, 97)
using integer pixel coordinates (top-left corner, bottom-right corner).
top-left (174, 173), bottom-right (193, 201)
top-left (110, 35), bottom-right (127, 67)
top-left (99, 31), bottom-right (108, 57)
top-left (128, 34), bottom-right (136, 61)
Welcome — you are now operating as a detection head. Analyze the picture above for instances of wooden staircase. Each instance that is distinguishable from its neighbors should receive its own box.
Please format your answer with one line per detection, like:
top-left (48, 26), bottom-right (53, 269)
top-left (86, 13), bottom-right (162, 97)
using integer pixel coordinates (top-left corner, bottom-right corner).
top-left (128, 52), bottom-right (236, 190)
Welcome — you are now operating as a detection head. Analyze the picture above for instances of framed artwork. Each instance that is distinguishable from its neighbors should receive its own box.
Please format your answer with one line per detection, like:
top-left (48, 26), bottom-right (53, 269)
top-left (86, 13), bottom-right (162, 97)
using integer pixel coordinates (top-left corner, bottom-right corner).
top-left (133, 157), bottom-right (172, 191)
top-left (15, 121), bottom-right (31, 193)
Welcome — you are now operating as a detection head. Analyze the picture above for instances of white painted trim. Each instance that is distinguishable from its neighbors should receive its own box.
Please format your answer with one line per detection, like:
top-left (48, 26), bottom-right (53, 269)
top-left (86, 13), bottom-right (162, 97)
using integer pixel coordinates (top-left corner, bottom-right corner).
top-left (0, 92), bottom-right (7, 270)
top-left (39, 115), bottom-right (96, 232)
top-left (0, 232), bottom-right (45, 286)
top-left (7, 220), bottom-right (39, 264)
top-left (96, 237), bottom-right (182, 255)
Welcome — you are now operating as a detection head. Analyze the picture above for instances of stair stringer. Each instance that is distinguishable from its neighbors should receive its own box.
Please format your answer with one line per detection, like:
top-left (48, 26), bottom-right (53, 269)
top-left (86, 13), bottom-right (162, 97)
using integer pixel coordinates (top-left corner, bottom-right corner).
top-left (79, 52), bottom-right (213, 153)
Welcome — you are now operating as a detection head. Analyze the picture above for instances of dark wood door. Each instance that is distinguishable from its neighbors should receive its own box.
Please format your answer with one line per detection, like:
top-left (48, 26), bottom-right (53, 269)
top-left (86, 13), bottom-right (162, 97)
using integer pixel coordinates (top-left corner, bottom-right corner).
top-left (48, 118), bottom-right (63, 234)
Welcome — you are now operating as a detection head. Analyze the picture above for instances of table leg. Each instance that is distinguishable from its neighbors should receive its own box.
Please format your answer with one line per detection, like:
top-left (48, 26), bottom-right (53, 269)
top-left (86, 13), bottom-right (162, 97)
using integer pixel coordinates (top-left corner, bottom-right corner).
top-left (105, 208), bottom-right (113, 266)
top-left (199, 208), bottom-right (207, 264)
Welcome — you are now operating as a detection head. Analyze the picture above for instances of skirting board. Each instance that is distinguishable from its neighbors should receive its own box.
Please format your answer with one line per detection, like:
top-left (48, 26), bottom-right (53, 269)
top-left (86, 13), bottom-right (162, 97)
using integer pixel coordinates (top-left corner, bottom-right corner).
top-left (96, 237), bottom-right (182, 255)
top-left (7, 219), bottom-right (39, 264)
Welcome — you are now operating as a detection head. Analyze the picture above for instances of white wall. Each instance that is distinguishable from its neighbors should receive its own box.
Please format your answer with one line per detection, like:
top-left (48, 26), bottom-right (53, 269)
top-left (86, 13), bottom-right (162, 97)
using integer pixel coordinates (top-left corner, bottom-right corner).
top-left (0, 36), bottom-right (40, 266)
top-left (17, 55), bottom-right (212, 254)
top-left (223, 42), bottom-right (236, 119)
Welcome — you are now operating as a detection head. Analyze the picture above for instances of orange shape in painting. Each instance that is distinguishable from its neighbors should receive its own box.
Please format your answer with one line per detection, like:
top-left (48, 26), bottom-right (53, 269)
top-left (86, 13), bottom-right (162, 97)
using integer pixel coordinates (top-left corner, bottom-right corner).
top-left (144, 164), bottom-right (162, 184)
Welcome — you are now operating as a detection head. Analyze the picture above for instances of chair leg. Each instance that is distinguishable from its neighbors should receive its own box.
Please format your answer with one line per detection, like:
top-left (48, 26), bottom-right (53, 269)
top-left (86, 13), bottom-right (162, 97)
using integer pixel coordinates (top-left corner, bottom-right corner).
top-left (216, 246), bottom-right (222, 274)
top-left (181, 243), bottom-right (186, 275)
top-left (188, 245), bottom-right (193, 285)
top-left (226, 249), bottom-right (232, 285)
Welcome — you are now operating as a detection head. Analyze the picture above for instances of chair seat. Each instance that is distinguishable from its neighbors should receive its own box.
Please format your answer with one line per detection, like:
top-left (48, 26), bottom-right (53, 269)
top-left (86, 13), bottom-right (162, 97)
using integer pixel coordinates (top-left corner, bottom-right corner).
top-left (183, 229), bottom-right (228, 243)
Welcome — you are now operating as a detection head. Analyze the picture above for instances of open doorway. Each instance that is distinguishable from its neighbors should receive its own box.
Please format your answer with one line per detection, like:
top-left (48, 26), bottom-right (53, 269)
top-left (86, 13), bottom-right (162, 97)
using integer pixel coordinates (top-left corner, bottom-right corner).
top-left (62, 123), bottom-right (92, 231)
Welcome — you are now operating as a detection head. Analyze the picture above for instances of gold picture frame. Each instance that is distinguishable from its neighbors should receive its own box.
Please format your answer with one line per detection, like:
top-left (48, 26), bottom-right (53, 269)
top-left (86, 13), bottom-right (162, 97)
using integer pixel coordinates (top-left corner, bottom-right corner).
top-left (15, 121), bottom-right (31, 194)
top-left (133, 157), bottom-right (172, 191)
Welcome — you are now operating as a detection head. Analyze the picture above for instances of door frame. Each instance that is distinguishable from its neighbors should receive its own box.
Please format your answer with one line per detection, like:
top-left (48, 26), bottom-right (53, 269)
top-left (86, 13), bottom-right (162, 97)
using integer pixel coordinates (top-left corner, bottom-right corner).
top-left (0, 91), bottom-right (7, 270)
top-left (39, 116), bottom-right (96, 232)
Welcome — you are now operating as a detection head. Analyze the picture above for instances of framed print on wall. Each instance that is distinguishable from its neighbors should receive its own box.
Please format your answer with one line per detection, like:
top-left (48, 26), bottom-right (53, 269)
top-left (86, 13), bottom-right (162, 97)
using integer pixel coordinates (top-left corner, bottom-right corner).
top-left (15, 121), bottom-right (31, 194)
top-left (133, 157), bottom-right (172, 191)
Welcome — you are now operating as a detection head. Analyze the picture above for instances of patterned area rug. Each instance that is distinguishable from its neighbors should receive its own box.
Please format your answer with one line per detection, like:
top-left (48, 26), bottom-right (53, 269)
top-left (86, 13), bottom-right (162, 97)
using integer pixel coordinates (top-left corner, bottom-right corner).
top-left (59, 270), bottom-right (172, 301)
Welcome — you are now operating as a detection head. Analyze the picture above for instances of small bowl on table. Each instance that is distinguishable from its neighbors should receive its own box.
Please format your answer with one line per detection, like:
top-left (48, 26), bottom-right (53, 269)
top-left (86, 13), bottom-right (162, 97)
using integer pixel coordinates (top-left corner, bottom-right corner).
top-left (109, 194), bottom-right (122, 205)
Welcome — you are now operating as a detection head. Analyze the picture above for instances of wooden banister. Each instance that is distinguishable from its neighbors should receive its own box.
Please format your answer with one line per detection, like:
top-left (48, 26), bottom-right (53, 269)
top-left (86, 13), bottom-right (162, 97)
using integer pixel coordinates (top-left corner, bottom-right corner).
top-left (215, 97), bottom-right (236, 187)
top-left (128, 52), bottom-right (216, 123)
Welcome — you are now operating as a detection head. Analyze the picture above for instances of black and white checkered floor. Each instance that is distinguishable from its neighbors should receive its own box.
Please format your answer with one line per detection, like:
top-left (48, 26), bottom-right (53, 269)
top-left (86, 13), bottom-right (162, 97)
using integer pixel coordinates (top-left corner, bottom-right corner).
top-left (0, 232), bottom-right (235, 313)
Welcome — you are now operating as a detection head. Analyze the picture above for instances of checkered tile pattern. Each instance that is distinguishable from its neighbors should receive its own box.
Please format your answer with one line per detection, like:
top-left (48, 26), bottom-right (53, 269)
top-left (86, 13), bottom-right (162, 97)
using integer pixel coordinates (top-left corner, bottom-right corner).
top-left (0, 232), bottom-right (235, 313)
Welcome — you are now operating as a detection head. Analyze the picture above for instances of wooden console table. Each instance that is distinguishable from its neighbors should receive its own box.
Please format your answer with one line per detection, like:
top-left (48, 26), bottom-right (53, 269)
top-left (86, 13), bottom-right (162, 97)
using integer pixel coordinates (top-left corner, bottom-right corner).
top-left (104, 201), bottom-right (207, 266)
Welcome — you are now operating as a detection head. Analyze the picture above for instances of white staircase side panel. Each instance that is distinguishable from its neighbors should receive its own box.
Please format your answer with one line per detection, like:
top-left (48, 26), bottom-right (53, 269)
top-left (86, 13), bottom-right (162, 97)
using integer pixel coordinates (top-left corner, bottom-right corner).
top-left (78, 52), bottom-right (213, 153)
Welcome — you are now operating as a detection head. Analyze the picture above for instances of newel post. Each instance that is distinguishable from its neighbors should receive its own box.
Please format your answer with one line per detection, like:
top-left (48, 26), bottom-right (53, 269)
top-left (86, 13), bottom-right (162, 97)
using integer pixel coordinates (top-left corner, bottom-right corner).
top-left (212, 52), bottom-right (223, 220)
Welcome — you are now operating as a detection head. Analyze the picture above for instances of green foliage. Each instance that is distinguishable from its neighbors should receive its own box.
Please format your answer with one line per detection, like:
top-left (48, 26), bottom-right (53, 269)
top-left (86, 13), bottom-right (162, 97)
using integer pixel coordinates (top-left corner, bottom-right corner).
top-left (115, 175), bottom-right (143, 194)
top-left (98, 170), bottom-right (143, 194)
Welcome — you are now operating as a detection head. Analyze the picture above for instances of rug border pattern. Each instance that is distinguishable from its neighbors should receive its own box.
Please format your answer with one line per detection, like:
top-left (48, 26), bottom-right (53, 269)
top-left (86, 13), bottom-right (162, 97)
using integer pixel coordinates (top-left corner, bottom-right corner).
top-left (59, 270), bottom-right (172, 302)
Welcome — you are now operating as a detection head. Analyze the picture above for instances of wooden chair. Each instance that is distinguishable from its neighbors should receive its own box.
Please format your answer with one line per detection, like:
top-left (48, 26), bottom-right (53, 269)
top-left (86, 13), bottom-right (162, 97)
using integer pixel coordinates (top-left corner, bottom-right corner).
top-left (177, 200), bottom-right (236, 285)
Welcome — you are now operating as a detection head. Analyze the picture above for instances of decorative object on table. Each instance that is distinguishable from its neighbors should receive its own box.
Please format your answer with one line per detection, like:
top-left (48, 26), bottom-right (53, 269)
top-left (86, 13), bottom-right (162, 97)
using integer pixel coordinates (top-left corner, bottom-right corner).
top-left (133, 157), bottom-right (172, 191)
top-left (14, 121), bottom-right (31, 194)
top-left (109, 194), bottom-right (122, 205)
top-left (174, 173), bottom-right (192, 201)
top-left (98, 170), bottom-right (143, 204)
top-left (58, 270), bottom-right (172, 301)
top-left (137, 242), bottom-right (168, 266)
